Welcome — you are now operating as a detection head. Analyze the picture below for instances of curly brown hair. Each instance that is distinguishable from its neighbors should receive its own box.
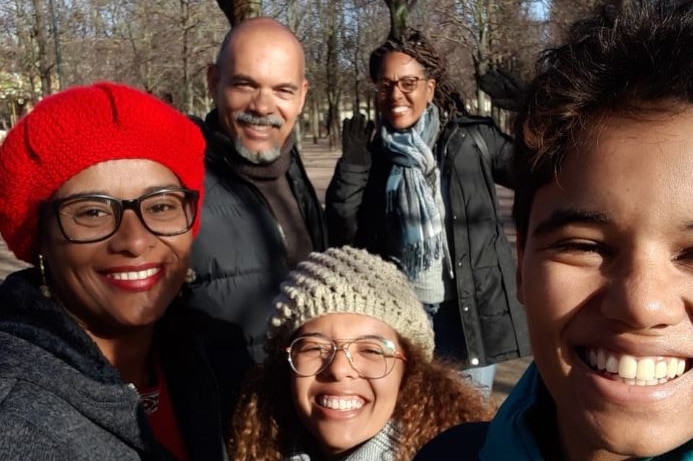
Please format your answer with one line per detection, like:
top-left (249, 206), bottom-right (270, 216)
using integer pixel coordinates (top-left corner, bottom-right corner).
top-left (368, 28), bottom-right (468, 120)
top-left (389, 338), bottom-right (493, 461)
top-left (227, 336), bottom-right (492, 461)
top-left (513, 0), bottom-right (693, 242)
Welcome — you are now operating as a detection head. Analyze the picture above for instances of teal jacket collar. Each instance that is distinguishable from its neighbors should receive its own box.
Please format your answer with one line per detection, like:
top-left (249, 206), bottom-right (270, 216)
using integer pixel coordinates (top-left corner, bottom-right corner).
top-left (480, 363), bottom-right (692, 461)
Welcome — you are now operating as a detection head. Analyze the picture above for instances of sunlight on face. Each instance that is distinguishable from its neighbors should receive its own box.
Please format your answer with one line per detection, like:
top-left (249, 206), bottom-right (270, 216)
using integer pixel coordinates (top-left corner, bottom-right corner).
top-left (209, 24), bottom-right (307, 163)
top-left (376, 51), bottom-right (435, 131)
top-left (290, 313), bottom-right (406, 458)
top-left (42, 160), bottom-right (192, 337)
top-left (518, 110), bottom-right (693, 460)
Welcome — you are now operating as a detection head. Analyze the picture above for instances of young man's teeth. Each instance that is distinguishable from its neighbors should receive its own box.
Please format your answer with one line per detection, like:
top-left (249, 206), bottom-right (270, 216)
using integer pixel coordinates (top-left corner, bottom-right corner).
top-left (110, 268), bottom-right (159, 281)
top-left (587, 348), bottom-right (688, 385)
top-left (319, 396), bottom-right (364, 411)
top-left (392, 107), bottom-right (408, 114)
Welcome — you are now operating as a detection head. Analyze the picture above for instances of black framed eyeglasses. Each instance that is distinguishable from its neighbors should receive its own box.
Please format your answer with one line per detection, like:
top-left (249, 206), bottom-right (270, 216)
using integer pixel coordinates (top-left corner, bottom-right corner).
top-left (375, 76), bottom-right (425, 95)
top-left (50, 188), bottom-right (199, 244)
top-left (286, 334), bottom-right (406, 379)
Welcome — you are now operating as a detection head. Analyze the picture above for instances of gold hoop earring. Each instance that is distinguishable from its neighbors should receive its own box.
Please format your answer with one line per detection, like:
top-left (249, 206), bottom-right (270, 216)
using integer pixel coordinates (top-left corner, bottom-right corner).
top-left (185, 268), bottom-right (197, 285)
top-left (178, 268), bottom-right (197, 299)
top-left (38, 254), bottom-right (52, 298)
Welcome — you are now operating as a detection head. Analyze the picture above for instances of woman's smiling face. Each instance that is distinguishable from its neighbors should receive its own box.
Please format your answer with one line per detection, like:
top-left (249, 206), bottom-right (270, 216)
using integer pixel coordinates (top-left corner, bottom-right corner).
top-left (375, 51), bottom-right (435, 131)
top-left (289, 313), bottom-right (406, 459)
top-left (41, 159), bottom-right (192, 337)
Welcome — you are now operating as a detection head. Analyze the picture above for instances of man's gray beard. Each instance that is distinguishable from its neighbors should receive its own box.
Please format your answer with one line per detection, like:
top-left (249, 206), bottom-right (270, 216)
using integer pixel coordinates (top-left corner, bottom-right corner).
top-left (234, 138), bottom-right (281, 165)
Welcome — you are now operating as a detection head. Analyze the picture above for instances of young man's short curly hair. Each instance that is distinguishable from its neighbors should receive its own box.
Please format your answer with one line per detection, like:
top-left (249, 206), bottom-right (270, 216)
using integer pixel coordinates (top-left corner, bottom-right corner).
top-left (513, 0), bottom-right (693, 241)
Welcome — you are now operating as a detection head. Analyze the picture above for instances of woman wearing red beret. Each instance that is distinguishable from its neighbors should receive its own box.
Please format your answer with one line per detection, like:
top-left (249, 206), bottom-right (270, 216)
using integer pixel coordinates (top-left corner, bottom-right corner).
top-left (0, 82), bottom-right (252, 460)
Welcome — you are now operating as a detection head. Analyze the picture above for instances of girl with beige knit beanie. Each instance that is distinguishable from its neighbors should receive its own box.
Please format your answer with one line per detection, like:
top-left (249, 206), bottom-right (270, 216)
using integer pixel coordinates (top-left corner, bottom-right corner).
top-left (227, 246), bottom-right (492, 461)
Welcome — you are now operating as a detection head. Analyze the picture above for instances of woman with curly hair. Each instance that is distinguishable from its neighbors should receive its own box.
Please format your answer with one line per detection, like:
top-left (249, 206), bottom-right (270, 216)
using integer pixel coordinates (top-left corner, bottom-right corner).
top-left (325, 28), bottom-right (530, 399)
top-left (227, 246), bottom-right (491, 461)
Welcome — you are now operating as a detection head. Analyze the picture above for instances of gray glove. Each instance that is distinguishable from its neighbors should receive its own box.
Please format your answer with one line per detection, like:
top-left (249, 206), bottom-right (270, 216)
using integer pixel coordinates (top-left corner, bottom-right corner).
top-left (341, 114), bottom-right (375, 167)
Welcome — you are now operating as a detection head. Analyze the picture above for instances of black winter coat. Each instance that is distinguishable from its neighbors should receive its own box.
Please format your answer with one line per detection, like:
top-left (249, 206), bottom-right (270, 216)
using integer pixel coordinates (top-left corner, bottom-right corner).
top-left (326, 115), bottom-right (530, 366)
top-left (188, 111), bottom-right (327, 361)
top-left (0, 269), bottom-right (253, 461)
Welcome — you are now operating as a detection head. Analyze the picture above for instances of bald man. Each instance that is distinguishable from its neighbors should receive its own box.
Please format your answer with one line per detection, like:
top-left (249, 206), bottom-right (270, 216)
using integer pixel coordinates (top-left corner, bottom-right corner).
top-left (189, 18), bottom-right (327, 361)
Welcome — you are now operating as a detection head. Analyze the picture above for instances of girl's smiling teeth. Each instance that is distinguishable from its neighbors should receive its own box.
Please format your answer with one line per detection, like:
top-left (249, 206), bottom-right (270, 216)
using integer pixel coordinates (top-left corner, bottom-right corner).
top-left (583, 348), bottom-right (689, 385)
top-left (318, 395), bottom-right (365, 411)
top-left (106, 267), bottom-right (160, 281)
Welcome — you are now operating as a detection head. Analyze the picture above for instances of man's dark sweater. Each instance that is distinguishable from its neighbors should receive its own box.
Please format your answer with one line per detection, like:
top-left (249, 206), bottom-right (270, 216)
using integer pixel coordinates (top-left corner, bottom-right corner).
top-left (188, 110), bottom-right (327, 361)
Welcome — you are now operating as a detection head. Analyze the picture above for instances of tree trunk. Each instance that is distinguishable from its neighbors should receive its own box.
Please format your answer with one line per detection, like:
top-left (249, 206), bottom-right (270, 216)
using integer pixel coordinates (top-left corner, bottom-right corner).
top-left (383, 0), bottom-right (418, 39)
top-left (215, 0), bottom-right (262, 26)
top-left (31, 0), bottom-right (53, 96)
top-left (180, 0), bottom-right (193, 113)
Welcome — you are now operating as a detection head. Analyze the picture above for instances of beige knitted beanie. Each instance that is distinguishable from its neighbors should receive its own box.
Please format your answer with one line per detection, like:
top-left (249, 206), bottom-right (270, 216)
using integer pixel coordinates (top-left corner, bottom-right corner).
top-left (267, 246), bottom-right (435, 360)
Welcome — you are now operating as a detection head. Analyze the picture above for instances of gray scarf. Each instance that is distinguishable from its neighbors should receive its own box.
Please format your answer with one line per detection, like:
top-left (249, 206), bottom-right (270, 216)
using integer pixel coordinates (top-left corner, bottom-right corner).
top-left (285, 420), bottom-right (400, 461)
top-left (381, 103), bottom-right (449, 279)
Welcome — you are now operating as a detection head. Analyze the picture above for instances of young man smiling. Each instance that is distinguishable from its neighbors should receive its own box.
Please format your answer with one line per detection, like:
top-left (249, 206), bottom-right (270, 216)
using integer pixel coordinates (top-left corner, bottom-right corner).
top-left (189, 18), bottom-right (327, 361)
top-left (414, 1), bottom-right (693, 459)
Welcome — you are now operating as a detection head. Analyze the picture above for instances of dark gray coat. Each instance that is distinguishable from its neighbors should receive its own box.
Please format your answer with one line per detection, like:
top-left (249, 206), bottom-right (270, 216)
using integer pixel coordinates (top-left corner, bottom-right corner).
top-left (326, 115), bottom-right (530, 366)
top-left (188, 111), bottom-right (327, 361)
top-left (0, 269), bottom-right (252, 461)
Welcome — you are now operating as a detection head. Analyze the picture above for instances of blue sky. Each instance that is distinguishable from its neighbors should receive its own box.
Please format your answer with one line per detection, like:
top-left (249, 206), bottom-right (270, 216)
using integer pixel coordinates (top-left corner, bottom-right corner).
top-left (530, 0), bottom-right (549, 20)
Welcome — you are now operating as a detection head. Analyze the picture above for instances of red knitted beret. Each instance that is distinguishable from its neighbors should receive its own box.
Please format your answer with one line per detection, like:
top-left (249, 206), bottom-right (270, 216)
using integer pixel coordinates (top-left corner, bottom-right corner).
top-left (0, 82), bottom-right (206, 264)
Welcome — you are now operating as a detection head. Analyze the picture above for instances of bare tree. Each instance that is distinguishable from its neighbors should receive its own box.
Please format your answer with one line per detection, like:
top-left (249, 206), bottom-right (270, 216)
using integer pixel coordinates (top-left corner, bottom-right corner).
top-left (0, 0), bottom-right (596, 131)
top-left (343, 0), bottom-right (387, 117)
top-left (30, 0), bottom-right (54, 96)
top-left (319, 0), bottom-right (344, 148)
top-left (549, 0), bottom-right (602, 32)
top-left (1, 1), bottom-right (41, 109)
top-left (215, 0), bottom-right (262, 25)
top-left (417, 0), bottom-right (544, 116)
top-left (383, 0), bottom-right (418, 38)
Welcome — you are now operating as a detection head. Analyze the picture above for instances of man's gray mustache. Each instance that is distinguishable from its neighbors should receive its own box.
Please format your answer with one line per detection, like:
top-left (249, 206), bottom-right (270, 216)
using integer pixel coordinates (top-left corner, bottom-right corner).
top-left (234, 112), bottom-right (284, 128)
